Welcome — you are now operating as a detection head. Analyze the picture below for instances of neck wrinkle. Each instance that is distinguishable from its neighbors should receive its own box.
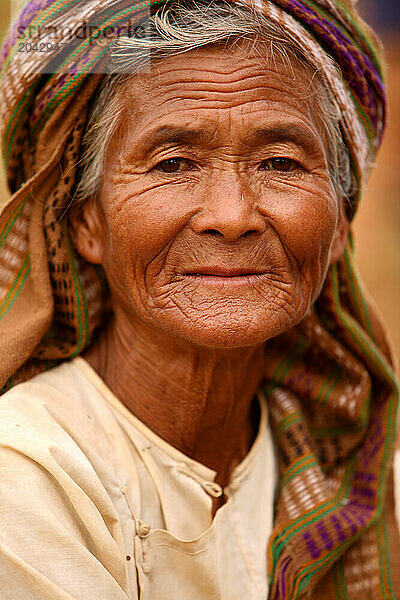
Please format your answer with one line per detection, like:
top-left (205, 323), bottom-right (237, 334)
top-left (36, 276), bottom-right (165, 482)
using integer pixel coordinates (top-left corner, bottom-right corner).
top-left (84, 307), bottom-right (266, 488)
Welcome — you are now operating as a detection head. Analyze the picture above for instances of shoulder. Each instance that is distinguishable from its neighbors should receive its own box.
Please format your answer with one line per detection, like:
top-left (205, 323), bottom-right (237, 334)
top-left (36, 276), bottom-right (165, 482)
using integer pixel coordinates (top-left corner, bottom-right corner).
top-left (0, 356), bottom-right (128, 508)
top-left (0, 360), bottom-right (88, 464)
top-left (0, 359), bottom-right (132, 536)
top-left (0, 358), bottom-right (126, 474)
top-left (0, 360), bottom-right (133, 598)
top-left (1, 357), bottom-right (106, 423)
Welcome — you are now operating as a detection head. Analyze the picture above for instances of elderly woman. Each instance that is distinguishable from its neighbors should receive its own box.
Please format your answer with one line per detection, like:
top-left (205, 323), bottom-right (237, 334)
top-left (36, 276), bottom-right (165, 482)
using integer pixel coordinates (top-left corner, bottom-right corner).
top-left (0, 0), bottom-right (399, 598)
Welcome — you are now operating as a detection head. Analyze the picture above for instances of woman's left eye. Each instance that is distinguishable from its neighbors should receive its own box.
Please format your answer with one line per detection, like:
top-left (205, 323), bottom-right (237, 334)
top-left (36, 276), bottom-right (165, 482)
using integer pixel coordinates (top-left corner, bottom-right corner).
top-left (259, 157), bottom-right (302, 172)
top-left (153, 158), bottom-right (192, 174)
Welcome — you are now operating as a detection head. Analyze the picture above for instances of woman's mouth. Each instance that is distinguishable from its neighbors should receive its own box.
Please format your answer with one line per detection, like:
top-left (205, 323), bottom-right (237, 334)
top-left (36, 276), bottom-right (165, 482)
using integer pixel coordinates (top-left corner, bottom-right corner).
top-left (183, 267), bottom-right (267, 286)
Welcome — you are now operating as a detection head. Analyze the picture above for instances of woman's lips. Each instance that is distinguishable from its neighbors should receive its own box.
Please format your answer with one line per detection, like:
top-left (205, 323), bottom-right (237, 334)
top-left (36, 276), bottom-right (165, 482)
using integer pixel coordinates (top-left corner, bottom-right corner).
top-left (183, 268), bottom-right (267, 286)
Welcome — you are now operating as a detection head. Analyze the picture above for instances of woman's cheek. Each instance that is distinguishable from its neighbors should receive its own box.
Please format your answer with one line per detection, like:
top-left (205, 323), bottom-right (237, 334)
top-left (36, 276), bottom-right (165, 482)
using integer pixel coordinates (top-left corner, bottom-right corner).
top-left (271, 183), bottom-right (337, 262)
top-left (99, 191), bottom-right (185, 296)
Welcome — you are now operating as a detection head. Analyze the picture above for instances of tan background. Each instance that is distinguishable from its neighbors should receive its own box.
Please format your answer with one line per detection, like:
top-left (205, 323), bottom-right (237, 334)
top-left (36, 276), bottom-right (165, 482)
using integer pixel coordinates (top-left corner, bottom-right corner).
top-left (0, 3), bottom-right (399, 365)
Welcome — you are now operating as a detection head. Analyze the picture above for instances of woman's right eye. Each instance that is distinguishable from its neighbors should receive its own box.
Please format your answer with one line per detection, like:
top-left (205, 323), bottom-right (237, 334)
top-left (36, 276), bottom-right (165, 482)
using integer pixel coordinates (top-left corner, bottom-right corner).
top-left (154, 158), bottom-right (192, 174)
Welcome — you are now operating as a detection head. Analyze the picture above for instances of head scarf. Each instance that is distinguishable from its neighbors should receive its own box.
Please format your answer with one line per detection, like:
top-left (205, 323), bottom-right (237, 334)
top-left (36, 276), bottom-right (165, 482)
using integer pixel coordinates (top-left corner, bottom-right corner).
top-left (0, 1), bottom-right (399, 598)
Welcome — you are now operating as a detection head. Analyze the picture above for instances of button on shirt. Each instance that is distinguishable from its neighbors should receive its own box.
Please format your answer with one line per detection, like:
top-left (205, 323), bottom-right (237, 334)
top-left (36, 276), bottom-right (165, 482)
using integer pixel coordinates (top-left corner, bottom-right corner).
top-left (0, 357), bottom-right (277, 600)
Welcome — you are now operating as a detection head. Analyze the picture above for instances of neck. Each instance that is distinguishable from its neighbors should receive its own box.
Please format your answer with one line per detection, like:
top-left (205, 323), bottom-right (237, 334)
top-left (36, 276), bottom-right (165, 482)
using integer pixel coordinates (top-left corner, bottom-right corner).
top-left (84, 308), bottom-right (266, 489)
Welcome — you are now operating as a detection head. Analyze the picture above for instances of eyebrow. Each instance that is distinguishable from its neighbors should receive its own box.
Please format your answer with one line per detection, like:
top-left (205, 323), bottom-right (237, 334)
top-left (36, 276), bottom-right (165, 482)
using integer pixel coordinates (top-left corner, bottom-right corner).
top-left (137, 126), bottom-right (214, 155)
top-left (136, 122), bottom-right (320, 156)
top-left (248, 124), bottom-right (320, 150)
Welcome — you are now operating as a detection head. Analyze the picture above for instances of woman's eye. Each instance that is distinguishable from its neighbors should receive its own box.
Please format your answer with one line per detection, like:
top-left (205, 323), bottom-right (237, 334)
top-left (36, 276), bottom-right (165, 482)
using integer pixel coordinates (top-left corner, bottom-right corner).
top-left (154, 158), bottom-right (191, 174)
top-left (260, 157), bottom-right (302, 172)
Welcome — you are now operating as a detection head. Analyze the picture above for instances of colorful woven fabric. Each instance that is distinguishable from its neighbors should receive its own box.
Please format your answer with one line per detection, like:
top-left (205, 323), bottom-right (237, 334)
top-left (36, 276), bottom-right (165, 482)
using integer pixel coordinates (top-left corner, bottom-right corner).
top-left (0, 1), bottom-right (398, 599)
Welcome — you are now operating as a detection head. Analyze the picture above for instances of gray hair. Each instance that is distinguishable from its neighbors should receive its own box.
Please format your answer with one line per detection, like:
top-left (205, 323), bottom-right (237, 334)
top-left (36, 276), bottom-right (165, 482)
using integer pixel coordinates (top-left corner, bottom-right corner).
top-left (74, 0), bottom-right (353, 204)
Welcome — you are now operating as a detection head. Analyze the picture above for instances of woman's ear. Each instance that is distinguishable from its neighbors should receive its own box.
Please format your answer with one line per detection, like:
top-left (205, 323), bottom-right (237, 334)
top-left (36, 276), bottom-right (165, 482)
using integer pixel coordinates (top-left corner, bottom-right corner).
top-left (329, 200), bottom-right (349, 265)
top-left (68, 199), bottom-right (107, 265)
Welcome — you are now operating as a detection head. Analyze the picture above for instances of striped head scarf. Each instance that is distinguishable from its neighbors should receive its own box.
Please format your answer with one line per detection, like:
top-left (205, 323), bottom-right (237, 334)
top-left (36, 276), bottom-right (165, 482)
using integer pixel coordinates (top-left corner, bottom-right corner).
top-left (0, 1), bottom-right (399, 598)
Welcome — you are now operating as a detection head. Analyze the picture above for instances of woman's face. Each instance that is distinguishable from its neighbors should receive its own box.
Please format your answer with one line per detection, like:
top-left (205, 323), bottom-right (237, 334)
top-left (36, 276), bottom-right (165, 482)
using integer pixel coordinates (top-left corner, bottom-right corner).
top-left (72, 43), bottom-right (347, 349)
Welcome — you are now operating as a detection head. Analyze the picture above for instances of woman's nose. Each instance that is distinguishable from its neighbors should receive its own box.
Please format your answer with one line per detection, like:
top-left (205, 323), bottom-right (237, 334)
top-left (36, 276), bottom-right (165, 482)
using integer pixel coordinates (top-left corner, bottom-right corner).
top-left (189, 177), bottom-right (266, 243)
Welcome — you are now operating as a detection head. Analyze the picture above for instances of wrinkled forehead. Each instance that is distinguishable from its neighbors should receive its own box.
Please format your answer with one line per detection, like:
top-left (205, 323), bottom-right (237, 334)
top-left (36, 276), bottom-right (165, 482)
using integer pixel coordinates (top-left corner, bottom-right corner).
top-left (119, 42), bottom-right (323, 124)
top-left (107, 43), bottom-right (329, 161)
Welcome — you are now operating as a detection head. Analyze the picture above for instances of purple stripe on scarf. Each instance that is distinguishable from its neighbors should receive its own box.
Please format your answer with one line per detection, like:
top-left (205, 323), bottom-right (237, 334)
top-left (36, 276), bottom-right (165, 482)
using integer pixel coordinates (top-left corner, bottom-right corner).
top-left (330, 514), bottom-right (347, 543)
top-left (352, 486), bottom-right (376, 500)
top-left (340, 509), bottom-right (358, 536)
top-left (19, 0), bottom-right (55, 28)
top-left (2, 0), bottom-right (58, 61)
top-left (316, 521), bottom-right (334, 550)
top-left (279, 557), bottom-right (291, 600)
top-left (303, 530), bottom-right (321, 559)
top-left (347, 500), bottom-right (375, 514)
top-left (275, 0), bottom-right (382, 131)
top-left (354, 472), bottom-right (377, 483)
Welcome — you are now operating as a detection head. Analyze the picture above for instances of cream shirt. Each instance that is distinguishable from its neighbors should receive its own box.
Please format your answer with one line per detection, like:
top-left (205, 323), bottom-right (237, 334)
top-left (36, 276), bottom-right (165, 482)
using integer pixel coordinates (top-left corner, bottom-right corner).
top-left (0, 358), bottom-right (277, 600)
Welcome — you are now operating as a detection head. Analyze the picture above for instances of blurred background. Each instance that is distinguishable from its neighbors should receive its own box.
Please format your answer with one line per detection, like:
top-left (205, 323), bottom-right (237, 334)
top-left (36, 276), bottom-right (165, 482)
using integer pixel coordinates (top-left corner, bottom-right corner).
top-left (351, 1), bottom-right (400, 370)
top-left (0, 1), bottom-right (399, 364)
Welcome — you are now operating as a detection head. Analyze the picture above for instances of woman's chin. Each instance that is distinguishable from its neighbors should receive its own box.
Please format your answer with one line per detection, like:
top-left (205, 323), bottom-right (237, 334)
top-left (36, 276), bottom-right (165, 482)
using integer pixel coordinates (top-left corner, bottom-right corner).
top-left (162, 313), bottom-right (292, 350)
